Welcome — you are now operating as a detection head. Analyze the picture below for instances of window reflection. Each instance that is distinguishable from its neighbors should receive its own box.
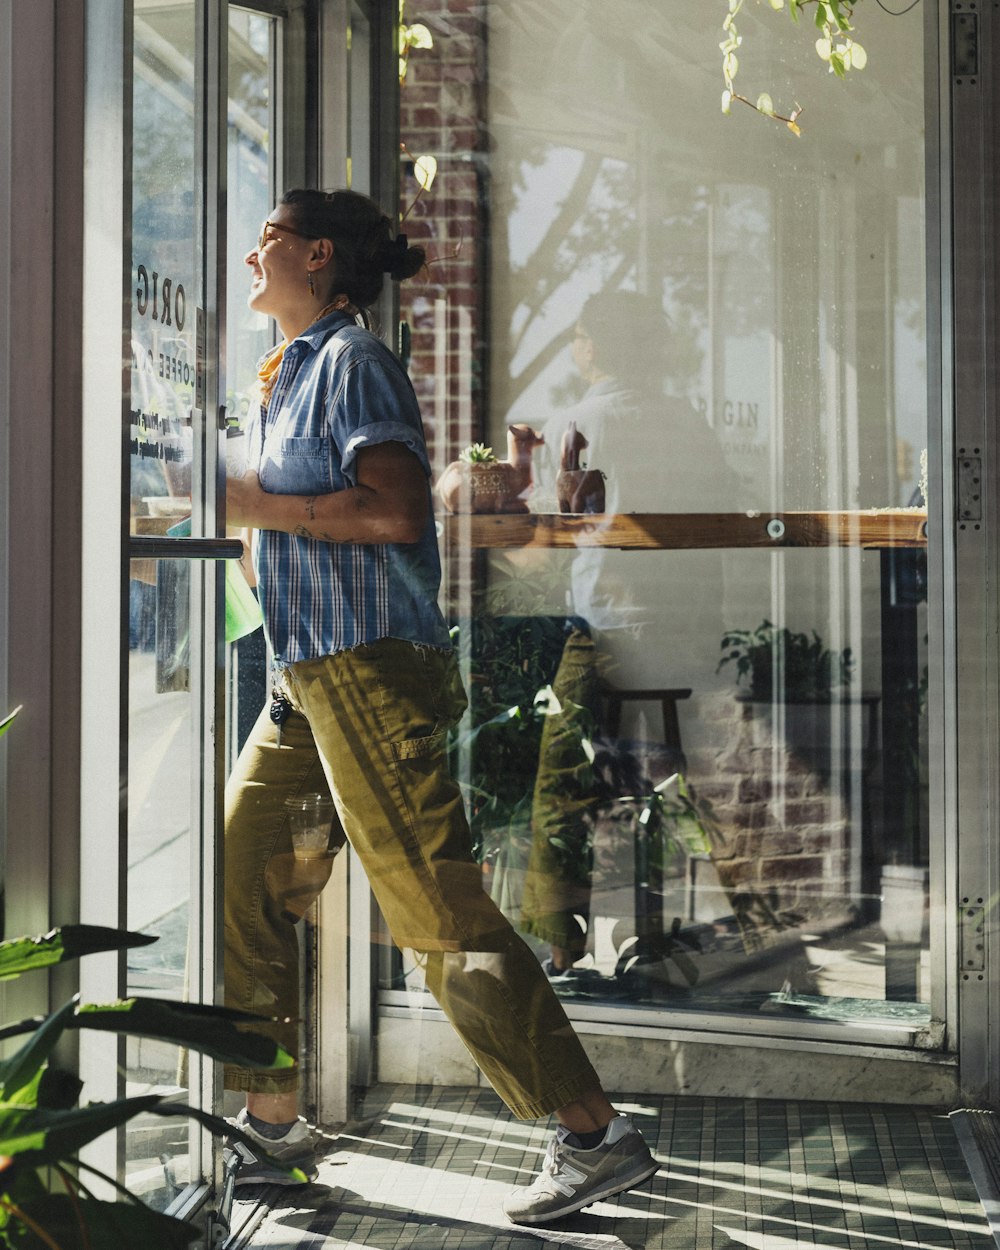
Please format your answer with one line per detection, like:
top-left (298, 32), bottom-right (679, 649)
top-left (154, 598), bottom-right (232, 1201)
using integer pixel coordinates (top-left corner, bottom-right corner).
top-left (397, 1), bottom-right (931, 1031)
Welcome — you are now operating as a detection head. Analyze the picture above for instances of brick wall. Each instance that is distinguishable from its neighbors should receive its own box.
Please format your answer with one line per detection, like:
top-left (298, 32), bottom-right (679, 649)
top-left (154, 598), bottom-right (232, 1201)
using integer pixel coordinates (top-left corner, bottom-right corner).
top-left (399, 0), bottom-right (488, 482)
top-left (685, 693), bottom-right (869, 930)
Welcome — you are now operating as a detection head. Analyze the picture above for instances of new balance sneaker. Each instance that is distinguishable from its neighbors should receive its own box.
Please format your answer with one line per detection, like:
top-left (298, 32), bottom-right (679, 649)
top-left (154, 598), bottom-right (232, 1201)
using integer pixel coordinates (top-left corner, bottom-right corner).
top-left (225, 1107), bottom-right (319, 1187)
top-left (503, 1114), bottom-right (657, 1224)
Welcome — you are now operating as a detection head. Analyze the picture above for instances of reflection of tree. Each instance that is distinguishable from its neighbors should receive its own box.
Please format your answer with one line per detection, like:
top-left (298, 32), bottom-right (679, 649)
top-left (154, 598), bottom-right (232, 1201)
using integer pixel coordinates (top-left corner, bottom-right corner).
top-left (132, 26), bottom-right (195, 205)
top-left (501, 145), bottom-right (718, 411)
top-left (504, 149), bottom-right (638, 403)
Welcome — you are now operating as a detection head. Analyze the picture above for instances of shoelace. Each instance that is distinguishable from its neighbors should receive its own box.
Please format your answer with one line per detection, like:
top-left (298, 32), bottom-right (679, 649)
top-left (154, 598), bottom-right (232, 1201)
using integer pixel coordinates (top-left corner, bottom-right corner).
top-left (540, 1138), bottom-right (561, 1178)
top-left (538, 1136), bottom-right (591, 1198)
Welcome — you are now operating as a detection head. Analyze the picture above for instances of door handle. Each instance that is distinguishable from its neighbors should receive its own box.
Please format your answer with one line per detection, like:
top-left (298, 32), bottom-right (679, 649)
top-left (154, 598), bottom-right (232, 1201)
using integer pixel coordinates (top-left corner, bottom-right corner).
top-left (128, 536), bottom-right (244, 561)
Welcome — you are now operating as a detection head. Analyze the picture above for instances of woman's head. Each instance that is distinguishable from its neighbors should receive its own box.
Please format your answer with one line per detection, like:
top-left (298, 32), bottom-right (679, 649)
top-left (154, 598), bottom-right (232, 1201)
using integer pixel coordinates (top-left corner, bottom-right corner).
top-left (246, 189), bottom-right (425, 330)
top-left (574, 291), bottom-right (670, 387)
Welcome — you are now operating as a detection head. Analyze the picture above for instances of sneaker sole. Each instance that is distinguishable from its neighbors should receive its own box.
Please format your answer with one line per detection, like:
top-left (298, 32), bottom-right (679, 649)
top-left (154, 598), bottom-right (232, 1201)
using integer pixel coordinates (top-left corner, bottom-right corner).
top-left (505, 1156), bottom-right (659, 1225)
top-left (225, 1144), bottom-right (318, 1187)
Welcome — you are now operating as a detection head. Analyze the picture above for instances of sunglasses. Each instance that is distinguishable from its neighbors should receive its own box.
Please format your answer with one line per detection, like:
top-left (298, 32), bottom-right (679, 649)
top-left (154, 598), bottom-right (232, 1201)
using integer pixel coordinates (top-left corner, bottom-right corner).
top-left (256, 220), bottom-right (314, 251)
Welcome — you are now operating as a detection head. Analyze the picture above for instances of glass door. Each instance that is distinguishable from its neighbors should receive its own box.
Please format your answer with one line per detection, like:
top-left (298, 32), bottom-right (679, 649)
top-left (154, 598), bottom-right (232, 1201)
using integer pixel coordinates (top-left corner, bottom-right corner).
top-left (125, 0), bottom-right (228, 1207)
top-left (121, 0), bottom-right (286, 1209)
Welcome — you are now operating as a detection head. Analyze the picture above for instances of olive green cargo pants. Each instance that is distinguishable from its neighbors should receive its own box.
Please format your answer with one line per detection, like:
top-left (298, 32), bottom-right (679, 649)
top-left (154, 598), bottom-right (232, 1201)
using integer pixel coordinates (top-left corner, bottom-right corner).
top-left (223, 637), bottom-right (600, 1119)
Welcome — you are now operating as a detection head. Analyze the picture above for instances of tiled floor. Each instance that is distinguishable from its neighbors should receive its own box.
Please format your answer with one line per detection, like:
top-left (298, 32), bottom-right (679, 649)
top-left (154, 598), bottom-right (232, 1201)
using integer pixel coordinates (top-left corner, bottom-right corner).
top-left (226, 1086), bottom-right (995, 1250)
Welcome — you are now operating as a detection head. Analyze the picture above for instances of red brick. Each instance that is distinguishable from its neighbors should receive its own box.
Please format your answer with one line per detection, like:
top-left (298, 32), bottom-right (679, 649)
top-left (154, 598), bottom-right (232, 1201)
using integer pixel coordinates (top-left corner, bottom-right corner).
top-left (758, 830), bottom-right (805, 856)
top-left (783, 799), bottom-right (840, 826)
top-left (763, 856), bottom-right (827, 884)
top-left (730, 802), bottom-right (772, 831)
top-left (737, 776), bottom-right (773, 804)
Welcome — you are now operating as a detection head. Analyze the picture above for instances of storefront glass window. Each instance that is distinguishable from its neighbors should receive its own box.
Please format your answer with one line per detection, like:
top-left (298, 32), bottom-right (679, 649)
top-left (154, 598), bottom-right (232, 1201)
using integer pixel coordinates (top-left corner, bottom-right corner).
top-left (394, 2), bottom-right (934, 1034)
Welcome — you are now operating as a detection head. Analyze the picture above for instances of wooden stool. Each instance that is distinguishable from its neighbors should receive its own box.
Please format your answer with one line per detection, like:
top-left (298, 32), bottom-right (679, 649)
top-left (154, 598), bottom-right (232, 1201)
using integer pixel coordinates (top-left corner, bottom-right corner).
top-left (599, 685), bottom-right (692, 758)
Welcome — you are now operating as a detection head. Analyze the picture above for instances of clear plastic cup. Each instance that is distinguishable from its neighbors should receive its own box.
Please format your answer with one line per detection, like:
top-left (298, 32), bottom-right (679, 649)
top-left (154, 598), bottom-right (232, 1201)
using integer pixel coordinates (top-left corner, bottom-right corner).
top-left (284, 794), bottom-right (337, 861)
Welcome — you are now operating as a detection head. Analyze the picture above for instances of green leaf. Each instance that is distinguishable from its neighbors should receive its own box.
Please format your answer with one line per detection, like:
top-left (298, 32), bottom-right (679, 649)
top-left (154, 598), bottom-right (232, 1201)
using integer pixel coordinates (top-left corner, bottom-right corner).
top-left (0, 926), bottom-right (157, 983)
top-left (1, 1071), bottom-right (44, 1111)
top-left (0, 1095), bottom-right (163, 1164)
top-left (407, 22), bottom-right (433, 50)
top-left (756, 92), bottom-right (775, 117)
top-left (828, 0), bottom-right (852, 31)
top-left (71, 998), bottom-right (295, 1070)
top-left (149, 1102), bottom-right (308, 1183)
top-left (0, 1000), bottom-right (78, 1101)
top-left (413, 154), bottom-right (437, 193)
top-left (11, 1193), bottom-right (201, 1249)
top-left (0, 707), bottom-right (21, 739)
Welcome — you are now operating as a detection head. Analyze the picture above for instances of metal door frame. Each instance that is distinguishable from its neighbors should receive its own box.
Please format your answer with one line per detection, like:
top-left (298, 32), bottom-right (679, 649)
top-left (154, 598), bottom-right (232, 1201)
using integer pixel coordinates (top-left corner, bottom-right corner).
top-left (949, 0), bottom-right (1000, 1110)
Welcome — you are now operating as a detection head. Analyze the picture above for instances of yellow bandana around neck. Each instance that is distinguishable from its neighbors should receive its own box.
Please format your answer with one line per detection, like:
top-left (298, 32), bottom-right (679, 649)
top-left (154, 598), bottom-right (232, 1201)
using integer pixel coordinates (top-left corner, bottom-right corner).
top-left (255, 301), bottom-right (346, 410)
top-left (256, 341), bottom-right (287, 410)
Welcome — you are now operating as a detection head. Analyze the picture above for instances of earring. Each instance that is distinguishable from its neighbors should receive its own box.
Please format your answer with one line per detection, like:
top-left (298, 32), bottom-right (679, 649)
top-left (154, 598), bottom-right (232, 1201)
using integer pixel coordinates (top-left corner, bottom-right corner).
top-left (307, 270), bottom-right (315, 296)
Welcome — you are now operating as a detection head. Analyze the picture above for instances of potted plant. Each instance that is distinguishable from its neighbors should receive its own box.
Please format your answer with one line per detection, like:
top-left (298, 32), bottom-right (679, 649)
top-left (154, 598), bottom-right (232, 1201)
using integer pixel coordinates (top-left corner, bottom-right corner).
top-left (0, 709), bottom-right (300, 1246)
top-left (716, 618), bottom-right (874, 768)
top-left (718, 619), bottom-right (855, 703)
top-left (437, 430), bottom-right (545, 515)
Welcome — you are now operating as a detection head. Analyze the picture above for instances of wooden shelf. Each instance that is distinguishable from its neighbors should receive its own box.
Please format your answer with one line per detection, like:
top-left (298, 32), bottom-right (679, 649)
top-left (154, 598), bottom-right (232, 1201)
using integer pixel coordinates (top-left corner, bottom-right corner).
top-left (441, 510), bottom-right (928, 551)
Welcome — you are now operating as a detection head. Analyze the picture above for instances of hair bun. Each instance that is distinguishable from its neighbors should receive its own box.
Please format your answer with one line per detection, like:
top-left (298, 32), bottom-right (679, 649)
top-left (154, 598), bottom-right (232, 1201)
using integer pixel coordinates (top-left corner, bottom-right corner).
top-left (380, 233), bottom-right (424, 282)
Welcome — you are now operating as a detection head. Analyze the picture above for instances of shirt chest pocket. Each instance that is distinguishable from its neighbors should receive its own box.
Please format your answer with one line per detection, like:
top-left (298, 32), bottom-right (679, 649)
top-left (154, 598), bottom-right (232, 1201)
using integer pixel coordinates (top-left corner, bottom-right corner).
top-left (260, 436), bottom-right (334, 495)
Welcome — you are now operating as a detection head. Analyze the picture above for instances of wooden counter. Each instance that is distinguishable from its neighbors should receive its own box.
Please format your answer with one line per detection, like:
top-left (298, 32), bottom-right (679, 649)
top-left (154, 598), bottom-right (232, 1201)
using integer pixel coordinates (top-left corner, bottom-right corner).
top-left (442, 510), bottom-right (928, 551)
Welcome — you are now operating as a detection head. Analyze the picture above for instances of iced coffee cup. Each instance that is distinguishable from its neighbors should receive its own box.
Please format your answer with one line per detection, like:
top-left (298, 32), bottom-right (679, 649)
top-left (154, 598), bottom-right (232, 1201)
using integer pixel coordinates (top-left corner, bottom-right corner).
top-left (284, 794), bottom-right (337, 860)
top-left (271, 794), bottom-right (342, 921)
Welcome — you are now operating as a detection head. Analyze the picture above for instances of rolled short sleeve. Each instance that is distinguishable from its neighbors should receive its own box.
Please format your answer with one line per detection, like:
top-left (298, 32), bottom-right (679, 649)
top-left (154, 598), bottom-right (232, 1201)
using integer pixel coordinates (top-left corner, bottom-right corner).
top-left (328, 352), bottom-right (431, 483)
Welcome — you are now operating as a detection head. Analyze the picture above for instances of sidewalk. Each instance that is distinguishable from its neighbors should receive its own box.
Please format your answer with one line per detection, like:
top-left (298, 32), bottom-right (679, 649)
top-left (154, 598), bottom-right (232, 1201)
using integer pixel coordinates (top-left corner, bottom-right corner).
top-left (226, 1085), bottom-right (996, 1249)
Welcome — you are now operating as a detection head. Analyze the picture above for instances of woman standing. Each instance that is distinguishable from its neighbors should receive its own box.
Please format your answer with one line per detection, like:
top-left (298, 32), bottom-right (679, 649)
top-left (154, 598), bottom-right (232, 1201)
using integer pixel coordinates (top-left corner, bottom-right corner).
top-left (224, 188), bottom-right (657, 1223)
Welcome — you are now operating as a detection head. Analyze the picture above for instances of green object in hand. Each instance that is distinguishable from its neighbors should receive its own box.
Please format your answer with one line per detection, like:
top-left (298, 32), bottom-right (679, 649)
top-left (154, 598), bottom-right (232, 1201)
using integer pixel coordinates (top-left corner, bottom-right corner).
top-left (224, 557), bottom-right (264, 642)
top-left (166, 516), bottom-right (264, 643)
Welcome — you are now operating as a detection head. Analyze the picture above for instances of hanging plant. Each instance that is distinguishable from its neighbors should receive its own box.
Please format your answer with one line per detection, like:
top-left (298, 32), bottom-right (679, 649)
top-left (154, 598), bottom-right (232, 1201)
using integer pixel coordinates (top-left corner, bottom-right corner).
top-left (721, 0), bottom-right (869, 135)
top-left (398, 0), bottom-right (433, 83)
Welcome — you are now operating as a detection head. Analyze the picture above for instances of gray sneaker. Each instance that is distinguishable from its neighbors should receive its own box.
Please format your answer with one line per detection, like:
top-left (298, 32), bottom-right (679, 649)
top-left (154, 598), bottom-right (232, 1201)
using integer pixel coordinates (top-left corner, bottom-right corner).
top-left (225, 1107), bottom-right (319, 1186)
top-left (503, 1114), bottom-right (658, 1224)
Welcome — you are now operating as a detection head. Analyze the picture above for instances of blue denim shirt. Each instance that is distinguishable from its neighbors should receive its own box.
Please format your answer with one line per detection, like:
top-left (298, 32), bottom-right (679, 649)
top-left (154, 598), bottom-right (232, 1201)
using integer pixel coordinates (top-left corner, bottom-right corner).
top-left (245, 311), bottom-right (451, 667)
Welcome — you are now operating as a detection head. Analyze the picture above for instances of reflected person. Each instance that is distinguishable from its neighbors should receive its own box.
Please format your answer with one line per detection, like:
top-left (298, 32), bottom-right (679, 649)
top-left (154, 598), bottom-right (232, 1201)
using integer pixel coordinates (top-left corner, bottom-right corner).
top-left (522, 292), bottom-right (739, 976)
top-left (223, 190), bottom-right (657, 1222)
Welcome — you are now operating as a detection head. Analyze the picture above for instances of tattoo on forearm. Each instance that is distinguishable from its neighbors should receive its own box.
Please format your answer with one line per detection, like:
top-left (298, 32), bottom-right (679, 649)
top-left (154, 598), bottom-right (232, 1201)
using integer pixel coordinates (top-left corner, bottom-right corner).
top-left (304, 496), bottom-right (317, 520)
top-left (294, 523), bottom-right (339, 543)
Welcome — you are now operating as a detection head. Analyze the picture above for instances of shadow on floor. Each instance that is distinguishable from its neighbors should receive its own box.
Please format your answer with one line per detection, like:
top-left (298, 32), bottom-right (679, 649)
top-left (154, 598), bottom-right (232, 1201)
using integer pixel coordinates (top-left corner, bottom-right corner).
top-left (229, 1085), bottom-right (994, 1250)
